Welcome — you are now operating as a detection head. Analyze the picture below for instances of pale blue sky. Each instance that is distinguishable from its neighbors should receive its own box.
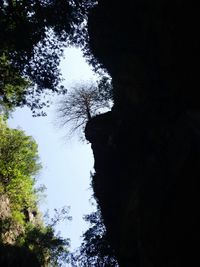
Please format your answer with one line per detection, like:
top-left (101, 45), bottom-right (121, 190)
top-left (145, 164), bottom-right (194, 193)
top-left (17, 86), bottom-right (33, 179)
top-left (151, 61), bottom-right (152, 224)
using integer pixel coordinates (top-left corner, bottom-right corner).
top-left (8, 47), bottom-right (97, 250)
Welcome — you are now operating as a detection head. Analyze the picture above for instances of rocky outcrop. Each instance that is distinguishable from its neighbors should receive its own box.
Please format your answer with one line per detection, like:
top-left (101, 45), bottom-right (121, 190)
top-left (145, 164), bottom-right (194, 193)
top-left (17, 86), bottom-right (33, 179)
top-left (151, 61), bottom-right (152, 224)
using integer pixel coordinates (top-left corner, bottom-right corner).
top-left (0, 194), bottom-right (10, 219)
top-left (86, 109), bottom-right (200, 266)
top-left (0, 194), bottom-right (41, 266)
top-left (0, 194), bottom-right (24, 244)
top-left (86, 1), bottom-right (200, 266)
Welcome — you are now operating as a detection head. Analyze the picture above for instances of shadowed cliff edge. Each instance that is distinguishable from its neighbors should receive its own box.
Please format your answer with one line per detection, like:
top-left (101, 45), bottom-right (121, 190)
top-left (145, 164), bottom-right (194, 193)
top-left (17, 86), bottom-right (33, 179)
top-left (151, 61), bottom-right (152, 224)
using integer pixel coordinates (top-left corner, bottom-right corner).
top-left (85, 1), bottom-right (200, 266)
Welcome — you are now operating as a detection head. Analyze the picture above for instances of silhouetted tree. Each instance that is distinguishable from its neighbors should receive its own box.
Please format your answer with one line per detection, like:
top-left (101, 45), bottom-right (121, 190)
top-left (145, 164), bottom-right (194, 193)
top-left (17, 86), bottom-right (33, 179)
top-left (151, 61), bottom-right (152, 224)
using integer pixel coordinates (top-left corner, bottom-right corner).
top-left (69, 209), bottom-right (118, 266)
top-left (0, 53), bottom-right (30, 117)
top-left (56, 82), bottom-right (112, 137)
top-left (0, 0), bottom-right (95, 113)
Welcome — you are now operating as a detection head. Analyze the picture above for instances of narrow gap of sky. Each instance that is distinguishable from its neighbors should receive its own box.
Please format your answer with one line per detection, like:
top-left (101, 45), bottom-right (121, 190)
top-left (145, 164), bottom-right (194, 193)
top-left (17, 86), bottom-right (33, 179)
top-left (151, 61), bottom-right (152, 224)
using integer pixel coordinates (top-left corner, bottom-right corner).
top-left (8, 47), bottom-right (97, 250)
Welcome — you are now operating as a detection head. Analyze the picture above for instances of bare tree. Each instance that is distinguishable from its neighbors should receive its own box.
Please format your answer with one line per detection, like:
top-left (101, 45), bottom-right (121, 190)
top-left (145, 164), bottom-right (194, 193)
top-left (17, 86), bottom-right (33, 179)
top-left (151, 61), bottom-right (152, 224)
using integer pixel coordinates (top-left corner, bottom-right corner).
top-left (56, 82), bottom-right (112, 137)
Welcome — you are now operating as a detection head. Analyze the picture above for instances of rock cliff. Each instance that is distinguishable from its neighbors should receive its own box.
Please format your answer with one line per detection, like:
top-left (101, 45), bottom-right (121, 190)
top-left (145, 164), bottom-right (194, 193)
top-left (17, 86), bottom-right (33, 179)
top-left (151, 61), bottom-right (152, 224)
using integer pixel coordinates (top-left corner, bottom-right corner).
top-left (86, 1), bottom-right (200, 266)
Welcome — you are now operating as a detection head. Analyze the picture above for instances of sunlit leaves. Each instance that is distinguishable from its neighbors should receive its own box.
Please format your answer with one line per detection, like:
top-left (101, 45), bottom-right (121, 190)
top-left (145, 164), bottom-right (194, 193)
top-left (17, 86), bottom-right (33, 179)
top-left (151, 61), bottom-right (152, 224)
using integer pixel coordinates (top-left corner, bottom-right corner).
top-left (21, 223), bottom-right (70, 267)
top-left (0, 117), bottom-right (71, 266)
top-left (0, 117), bottom-right (41, 223)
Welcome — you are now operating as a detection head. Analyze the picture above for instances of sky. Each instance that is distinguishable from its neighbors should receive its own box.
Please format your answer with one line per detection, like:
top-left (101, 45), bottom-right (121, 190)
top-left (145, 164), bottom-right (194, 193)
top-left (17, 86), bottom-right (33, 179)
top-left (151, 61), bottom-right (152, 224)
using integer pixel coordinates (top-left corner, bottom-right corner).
top-left (8, 47), bottom-right (98, 250)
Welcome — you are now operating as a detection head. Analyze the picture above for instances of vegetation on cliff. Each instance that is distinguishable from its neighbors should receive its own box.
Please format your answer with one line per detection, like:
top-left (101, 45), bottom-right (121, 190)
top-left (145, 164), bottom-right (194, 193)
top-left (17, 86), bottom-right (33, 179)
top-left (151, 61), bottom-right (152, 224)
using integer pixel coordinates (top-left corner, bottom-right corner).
top-left (0, 1), bottom-right (116, 265)
top-left (56, 80), bottom-right (112, 138)
top-left (0, 116), bottom-right (41, 225)
top-left (2, 0), bottom-right (200, 265)
top-left (69, 207), bottom-right (118, 266)
top-left (0, 116), bottom-right (70, 266)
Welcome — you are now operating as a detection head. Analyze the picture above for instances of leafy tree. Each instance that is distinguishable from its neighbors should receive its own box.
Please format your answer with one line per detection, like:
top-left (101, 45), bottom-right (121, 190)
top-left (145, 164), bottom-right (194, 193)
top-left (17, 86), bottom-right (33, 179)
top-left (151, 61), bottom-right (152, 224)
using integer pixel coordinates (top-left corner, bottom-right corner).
top-left (97, 75), bottom-right (113, 101)
top-left (56, 82), bottom-right (112, 137)
top-left (0, 117), bottom-right (71, 266)
top-left (69, 209), bottom-right (118, 266)
top-left (0, 53), bottom-right (29, 117)
top-left (23, 224), bottom-right (69, 267)
top-left (18, 207), bottom-right (72, 267)
top-left (0, 0), bottom-right (92, 113)
top-left (0, 116), bottom-right (41, 223)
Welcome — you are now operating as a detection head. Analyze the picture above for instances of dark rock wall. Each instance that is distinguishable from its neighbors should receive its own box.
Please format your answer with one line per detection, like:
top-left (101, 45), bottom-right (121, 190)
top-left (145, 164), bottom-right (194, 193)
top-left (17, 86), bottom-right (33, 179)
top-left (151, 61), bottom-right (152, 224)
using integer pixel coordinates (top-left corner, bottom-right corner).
top-left (88, 0), bottom-right (200, 109)
top-left (86, 1), bottom-right (200, 266)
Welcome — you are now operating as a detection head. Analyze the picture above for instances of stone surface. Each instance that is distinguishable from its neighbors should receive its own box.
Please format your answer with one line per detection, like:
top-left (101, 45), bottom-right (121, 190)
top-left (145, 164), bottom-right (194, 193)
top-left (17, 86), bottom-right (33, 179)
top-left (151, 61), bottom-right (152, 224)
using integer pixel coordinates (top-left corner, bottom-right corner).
top-left (86, 1), bottom-right (200, 266)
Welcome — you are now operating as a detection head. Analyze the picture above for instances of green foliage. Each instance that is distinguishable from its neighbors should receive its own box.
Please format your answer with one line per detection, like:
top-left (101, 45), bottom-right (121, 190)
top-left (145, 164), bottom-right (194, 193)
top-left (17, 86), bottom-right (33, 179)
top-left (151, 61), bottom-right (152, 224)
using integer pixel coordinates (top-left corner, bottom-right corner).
top-left (0, 116), bottom-right (41, 223)
top-left (0, 53), bottom-right (29, 117)
top-left (15, 207), bottom-right (72, 266)
top-left (18, 222), bottom-right (70, 267)
top-left (0, 0), bottom-right (89, 113)
top-left (0, 218), bottom-right (12, 243)
top-left (0, 117), bottom-right (71, 266)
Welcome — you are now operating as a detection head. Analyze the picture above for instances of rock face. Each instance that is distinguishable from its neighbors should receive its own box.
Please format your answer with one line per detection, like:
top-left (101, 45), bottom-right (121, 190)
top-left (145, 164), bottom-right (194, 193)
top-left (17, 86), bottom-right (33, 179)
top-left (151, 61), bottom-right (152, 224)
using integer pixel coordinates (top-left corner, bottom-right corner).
top-left (0, 194), bottom-right (41, 266)
top-left (86, 1), bottom-right (200, 266)
top-left (0, 195), bottom-right (10, 219)
top-left (0, 194), bottom-right (24, 245)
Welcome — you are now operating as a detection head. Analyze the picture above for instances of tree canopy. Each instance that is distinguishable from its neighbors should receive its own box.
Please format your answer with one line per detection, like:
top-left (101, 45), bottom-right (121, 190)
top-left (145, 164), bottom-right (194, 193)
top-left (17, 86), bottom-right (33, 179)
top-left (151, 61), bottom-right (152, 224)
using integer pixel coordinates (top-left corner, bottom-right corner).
top-left (0, 53), bottom-right (30, 116)
top-left (0, 117), bottom-right (71, 266)
top-left (70, 209), bottom-right (118, 266)
top-left (0, 116), bottom-right (41, 222)
top-left (0, 0), bottom-right (96, 114)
